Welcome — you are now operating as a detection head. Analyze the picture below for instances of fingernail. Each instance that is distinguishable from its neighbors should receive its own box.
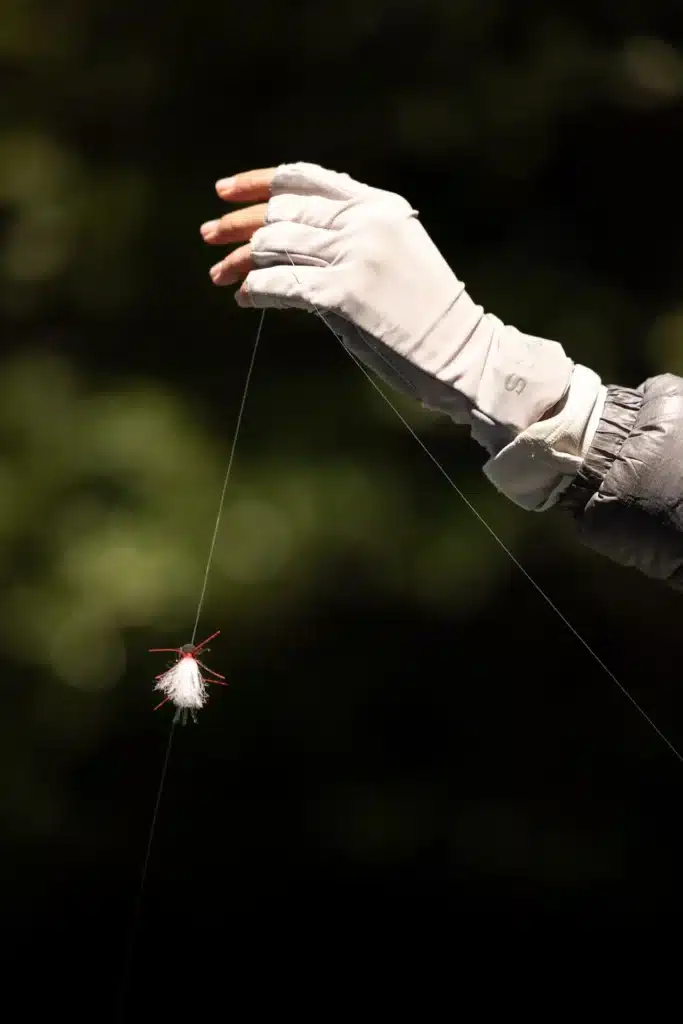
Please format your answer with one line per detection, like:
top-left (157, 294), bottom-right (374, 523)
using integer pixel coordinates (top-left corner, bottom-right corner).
top-left (209, 261), bottom-right (224, 283)
top-left (216, 177), bottom-right (235, 194)
top-left (200, 220), bottom-right (219, 239)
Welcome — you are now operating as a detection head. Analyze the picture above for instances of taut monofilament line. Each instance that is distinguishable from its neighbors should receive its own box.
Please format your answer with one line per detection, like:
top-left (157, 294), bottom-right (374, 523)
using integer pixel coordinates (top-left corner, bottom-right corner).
top-left (118, 309), bottom-right (266, 1017)
top-left (280, 248), bottom-right (683, 766)
top-left (120, 249), bottom-right (683, 1013)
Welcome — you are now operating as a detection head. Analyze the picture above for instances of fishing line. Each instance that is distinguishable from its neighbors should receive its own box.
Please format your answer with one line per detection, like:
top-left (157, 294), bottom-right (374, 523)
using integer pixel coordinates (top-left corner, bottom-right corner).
top-left (281, 250), bottom-right (683, 764)
top-left (191, 309), bottom-right (265, 644)
top-left (119, 233), bottom-right (682, 1012)
top-left (117, 309), bottom-right (266, 1017)
top-left (117, 718), bottom-right (176, 1018)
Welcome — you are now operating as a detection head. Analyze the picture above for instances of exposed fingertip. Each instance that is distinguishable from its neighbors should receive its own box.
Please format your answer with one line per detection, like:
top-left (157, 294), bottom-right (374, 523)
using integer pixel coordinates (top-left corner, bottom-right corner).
top-left (200, 220), bottom-right (219, 239)
top-left (215, 177), bottom-right (235, 196)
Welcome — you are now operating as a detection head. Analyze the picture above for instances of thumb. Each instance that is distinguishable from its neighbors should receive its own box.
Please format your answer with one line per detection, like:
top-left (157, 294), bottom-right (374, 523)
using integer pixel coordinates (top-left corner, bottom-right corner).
top-left (237, 264), bottom-right (330, 312)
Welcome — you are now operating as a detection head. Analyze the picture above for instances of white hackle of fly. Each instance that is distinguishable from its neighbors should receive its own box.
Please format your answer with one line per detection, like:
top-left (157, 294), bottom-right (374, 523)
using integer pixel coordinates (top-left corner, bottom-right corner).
top-left (149, 630), bottom-right (226, 724)
top-left (155, 657), bottom-right (208, 709)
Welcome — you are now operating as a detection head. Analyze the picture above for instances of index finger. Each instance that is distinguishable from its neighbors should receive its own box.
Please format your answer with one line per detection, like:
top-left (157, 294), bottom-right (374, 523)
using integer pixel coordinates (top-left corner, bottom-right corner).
top-left (216, 167), bottom-right (276, 203)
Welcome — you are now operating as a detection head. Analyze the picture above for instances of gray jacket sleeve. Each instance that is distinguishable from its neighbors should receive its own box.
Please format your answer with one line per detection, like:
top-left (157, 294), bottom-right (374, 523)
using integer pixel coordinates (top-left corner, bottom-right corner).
top-left (557, 374), bottom-right (683, 589)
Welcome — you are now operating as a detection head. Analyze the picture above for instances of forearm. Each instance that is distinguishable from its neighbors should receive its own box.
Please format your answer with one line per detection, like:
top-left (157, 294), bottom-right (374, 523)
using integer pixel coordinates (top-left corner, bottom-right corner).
top-left (204, 162), bottom-right (683, 590)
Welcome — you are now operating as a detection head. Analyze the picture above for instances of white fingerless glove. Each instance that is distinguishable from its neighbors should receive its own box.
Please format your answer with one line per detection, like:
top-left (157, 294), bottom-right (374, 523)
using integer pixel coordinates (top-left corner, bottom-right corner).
top-left (239, 162), bottom-right (605, 511)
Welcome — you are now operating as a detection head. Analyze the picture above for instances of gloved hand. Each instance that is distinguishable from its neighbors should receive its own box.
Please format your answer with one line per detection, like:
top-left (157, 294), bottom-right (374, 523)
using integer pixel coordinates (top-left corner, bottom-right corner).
top-left (202, 162), bottom-right (604, 510)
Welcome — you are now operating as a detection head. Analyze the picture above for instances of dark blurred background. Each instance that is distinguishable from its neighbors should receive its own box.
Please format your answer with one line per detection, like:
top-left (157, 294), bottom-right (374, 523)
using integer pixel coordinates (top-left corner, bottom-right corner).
top-left (2, 0), bottom-right (683, 981)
